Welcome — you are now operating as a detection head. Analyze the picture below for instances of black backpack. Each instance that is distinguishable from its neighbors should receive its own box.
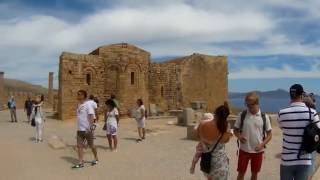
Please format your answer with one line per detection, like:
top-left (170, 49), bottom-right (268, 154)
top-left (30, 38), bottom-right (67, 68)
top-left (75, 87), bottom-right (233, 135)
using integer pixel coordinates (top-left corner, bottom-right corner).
top-left (298, 108), bottom-right (320, 158)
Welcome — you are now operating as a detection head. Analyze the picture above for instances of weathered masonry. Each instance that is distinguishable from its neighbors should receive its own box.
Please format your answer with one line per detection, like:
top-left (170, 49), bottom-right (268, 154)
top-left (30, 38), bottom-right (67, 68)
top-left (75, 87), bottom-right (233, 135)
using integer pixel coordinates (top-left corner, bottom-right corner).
top-left (58, 43), bottom-right (228, 120)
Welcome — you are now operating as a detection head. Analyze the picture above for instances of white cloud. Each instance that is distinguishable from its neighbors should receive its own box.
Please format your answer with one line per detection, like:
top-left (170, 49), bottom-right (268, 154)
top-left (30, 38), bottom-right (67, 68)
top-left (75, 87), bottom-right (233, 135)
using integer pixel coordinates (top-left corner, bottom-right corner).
top-left (0, 0), bottom-right (320, 88)
top-left (229, 63), bottom-right (320, 79)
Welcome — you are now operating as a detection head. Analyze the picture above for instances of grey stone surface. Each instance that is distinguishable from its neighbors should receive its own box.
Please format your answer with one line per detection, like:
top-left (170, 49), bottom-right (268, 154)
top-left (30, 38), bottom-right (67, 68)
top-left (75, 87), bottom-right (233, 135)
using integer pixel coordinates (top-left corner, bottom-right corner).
top-left (48, 135), bottom-right (66, 150)
top-left (187, 124), bottom-right (197, 140)
top-left (149, 104), bottom-right (157, 116)
top-left (180, 108), bottom-right (195, 126)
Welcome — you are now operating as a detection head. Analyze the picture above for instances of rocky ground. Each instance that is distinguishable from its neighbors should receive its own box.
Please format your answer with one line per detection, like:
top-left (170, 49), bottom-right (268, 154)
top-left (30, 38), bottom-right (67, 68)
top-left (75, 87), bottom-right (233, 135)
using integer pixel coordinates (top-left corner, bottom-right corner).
top-left (0, 109), bottom-right (318, 180)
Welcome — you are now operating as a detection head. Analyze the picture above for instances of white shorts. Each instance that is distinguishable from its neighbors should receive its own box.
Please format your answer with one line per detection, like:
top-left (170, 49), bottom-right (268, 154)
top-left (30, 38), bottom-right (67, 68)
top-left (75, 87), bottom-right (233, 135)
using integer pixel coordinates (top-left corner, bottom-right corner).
top-left (136, 118), bottom-right (146, 128)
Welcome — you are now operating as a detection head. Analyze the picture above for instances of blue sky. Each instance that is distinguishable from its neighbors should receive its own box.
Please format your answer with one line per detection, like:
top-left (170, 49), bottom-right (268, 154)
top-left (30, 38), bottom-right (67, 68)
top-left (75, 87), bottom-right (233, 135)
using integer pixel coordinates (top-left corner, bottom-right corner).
top-left (0, 0), bottom-right (320, 94)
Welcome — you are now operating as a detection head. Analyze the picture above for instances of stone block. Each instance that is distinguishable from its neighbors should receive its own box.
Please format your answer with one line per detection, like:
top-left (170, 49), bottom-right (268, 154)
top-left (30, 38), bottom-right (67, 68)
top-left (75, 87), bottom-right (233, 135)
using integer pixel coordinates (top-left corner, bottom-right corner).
top-left (48, 135), bottom-right (66, 150)
top-left (149, 104), bottom-right (157, 116)
top-left (187, 124), bottom-right (198, 140)
top-left (178, 108), bottom-right (195, 126)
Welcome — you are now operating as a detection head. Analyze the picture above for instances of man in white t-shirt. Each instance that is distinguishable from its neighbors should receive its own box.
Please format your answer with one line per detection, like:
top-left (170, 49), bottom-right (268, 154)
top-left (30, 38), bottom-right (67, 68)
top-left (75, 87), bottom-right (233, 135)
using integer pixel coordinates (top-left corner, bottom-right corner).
top-left (72, 90), bottom-right (98, 169)
top-left (234, 92), bottom-right (272, 180)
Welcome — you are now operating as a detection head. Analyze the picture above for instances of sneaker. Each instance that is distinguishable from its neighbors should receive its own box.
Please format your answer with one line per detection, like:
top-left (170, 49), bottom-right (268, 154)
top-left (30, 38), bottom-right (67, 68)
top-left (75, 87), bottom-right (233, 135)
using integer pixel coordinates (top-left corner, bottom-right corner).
top-left (72, 164), bottom-right (84, 169)
top-left (91, 160), bottom-right (98, 166)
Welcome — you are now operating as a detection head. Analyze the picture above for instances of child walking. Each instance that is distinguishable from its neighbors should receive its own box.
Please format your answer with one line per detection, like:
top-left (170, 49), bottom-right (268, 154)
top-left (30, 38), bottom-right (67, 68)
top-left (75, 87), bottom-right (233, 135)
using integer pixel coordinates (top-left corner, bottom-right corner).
top-left (105, 99), bottom-right (119, 152)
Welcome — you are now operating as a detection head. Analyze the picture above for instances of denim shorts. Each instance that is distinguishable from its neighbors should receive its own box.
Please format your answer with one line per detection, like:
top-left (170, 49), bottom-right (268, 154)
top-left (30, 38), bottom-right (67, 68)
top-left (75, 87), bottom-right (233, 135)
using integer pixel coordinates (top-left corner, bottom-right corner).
top-left (280, 165), bottom-right (312, 180)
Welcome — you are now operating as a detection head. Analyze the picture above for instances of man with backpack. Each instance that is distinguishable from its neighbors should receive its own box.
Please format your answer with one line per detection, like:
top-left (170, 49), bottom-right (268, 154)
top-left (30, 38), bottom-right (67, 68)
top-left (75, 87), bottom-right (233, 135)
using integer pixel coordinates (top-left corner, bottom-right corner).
top-left (8, 96), bottom-right (18, 123)
top-left (234, 92), bottom-right (272, 180)
top-left (278, 84), bottom-right (320, 180)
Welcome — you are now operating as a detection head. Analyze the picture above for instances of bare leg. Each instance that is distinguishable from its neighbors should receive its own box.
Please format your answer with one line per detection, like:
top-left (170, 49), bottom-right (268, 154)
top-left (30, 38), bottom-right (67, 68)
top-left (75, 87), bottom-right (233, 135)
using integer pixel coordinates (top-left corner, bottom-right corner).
top-left (237, 173), bottom-right (245, 180)
top-left (113, 135), bottom-right (118, 151)
top-left (77, 146), bottom-right (84, 164)
top-left (142, 128), bottom-right (146, 139)
top-left (251, 173), bottom-right (258, 180)
top-left (107, 135), bottom-right (113, 150)
top-left (90, 146), bottom-right (98, 161)
top-left (138, 127), bottom-right (142, 139)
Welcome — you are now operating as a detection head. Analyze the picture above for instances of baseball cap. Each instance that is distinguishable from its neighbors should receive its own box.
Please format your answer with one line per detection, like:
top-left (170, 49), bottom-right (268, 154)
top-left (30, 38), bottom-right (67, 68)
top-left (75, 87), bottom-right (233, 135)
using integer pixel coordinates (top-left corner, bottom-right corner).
top-left (290, 84), bottom-right (304, 97)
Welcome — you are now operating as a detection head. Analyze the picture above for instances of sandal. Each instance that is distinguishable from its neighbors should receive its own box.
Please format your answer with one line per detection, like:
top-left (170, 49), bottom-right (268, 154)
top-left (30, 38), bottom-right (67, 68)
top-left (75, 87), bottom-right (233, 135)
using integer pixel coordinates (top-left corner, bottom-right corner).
top-left (72, 164), bottom-right (84, 169)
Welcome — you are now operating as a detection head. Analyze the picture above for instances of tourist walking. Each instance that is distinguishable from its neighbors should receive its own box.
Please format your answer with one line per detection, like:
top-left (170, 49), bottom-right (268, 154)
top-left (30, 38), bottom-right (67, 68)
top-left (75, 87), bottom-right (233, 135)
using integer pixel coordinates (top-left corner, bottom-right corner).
top-left (72, 90), bottom-right (98, 169)
top-left (135, 99), bottom-right (146, 142)
top-left (234, 92), bottom-right (272, 180)
top-left (196, 103), bottom-right (233, 180)
top-left (104, 99), bottom-right (119, 151)
top-left (24, 96), bottom-right (33, 122)
top-left (189, 113), bottom-right (214, 174)
top-left (278, 84), bottom-right (320, 180)
top-left (31, 96), bottom-right (45, 142)
top-left (88, 95), bottom-right (98, 123)
top-left (8, 96), bottom-right (18, 122)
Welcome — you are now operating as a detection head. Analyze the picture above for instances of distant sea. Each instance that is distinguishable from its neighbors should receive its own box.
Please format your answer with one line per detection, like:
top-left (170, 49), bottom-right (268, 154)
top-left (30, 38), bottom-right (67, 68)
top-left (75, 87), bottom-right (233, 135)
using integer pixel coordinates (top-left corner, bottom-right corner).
top-left (230, 97), bottom-right (320, 113)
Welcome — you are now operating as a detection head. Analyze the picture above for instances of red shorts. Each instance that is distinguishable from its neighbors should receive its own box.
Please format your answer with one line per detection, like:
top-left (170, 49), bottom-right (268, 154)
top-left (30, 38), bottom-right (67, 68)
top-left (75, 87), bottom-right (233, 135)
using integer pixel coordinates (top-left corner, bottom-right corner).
top-left (237, 150), bottom-right (264, 174)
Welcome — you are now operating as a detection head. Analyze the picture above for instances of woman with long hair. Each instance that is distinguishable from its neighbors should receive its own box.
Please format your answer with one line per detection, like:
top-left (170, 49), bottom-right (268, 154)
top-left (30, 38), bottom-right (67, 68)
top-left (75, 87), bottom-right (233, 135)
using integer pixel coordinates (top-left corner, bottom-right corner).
top-left (104, 99), bottom-right (119, 151)
top-left (196, 102), bottom-right (233, 180)
top-left (31, 96), bottom-right (45, 143)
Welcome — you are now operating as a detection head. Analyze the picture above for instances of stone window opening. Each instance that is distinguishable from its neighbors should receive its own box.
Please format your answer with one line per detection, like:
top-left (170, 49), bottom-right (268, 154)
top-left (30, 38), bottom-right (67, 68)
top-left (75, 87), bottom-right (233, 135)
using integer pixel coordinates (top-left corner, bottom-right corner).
top-left (86, 73), bottom-right (91, 85)
top-left (161, 86), bottom-right (164, 97)
top-left (131, 72), bottom-right (135, 85)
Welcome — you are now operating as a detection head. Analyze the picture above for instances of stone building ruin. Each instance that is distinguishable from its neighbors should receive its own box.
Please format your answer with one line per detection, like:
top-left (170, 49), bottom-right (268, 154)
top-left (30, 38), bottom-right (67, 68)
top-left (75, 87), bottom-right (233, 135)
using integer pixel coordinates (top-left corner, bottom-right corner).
top-left (58, 43), bottom-right (228, 120)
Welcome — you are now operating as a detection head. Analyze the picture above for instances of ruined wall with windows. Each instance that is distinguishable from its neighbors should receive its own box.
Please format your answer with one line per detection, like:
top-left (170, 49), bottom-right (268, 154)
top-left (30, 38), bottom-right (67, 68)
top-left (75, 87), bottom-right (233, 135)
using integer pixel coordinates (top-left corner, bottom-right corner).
top-left (58, 43), bottom-right (150, 120)
top-left (58, 43), bottom-right (228, 120)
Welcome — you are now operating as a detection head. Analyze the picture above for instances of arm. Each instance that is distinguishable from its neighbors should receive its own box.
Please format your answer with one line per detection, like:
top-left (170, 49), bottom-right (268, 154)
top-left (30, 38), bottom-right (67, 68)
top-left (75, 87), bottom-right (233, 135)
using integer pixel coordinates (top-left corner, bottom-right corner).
top-left (116, 115), bottom-right (120, 125)
top-left (140, 108), bottom-right (145, 120)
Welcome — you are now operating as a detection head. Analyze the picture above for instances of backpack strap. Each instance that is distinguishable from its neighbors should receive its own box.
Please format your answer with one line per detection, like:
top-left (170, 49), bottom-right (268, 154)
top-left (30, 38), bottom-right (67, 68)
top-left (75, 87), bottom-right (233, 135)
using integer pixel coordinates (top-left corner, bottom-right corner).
top-left (209, 134), bottom-right (223, 153)
top-left (239, 110), bottom-right (247, 133)
top-left (261, 112), bottom-right (267, 140)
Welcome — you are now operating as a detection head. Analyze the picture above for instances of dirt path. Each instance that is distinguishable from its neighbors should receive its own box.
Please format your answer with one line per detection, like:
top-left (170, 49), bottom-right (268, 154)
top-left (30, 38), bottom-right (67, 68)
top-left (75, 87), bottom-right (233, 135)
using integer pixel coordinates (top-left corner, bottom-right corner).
top-left (0, 109), bottom-right (286, 180)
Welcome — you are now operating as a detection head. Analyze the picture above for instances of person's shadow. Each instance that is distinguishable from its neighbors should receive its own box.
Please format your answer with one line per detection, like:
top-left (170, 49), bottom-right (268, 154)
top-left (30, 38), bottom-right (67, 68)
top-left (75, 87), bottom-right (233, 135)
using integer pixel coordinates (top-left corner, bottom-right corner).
top-left (61, 156), bottom-right (79, 165)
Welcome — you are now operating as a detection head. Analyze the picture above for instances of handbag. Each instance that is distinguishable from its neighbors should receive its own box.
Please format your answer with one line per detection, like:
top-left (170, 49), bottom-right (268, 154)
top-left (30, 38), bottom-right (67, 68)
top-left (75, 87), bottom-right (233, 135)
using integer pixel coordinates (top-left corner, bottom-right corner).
top-left (31, 118), bottom-right (36, 127)
top-left (200, 134), bottom-right (223, 174)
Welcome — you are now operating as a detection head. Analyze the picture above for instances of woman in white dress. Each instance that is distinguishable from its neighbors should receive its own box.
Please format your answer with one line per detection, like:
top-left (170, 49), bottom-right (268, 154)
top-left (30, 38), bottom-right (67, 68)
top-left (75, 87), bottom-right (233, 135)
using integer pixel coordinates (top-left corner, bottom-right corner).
top-left (135, 99), bottom-right (146, 142)
top-left (31, 96), bottom-right (45, 143)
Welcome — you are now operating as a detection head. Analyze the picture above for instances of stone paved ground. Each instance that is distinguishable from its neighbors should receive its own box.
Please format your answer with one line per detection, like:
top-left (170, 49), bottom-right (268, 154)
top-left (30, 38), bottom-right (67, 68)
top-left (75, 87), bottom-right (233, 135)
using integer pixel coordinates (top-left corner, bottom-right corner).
top-left (0, 109), bottom-right (314, 180)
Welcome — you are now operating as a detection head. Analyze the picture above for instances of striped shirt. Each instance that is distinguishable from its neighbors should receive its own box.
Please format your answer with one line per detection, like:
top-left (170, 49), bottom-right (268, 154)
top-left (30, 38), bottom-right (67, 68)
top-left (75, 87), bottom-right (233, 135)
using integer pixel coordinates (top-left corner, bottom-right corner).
top-left (278, 102), bottom-right (320, 166)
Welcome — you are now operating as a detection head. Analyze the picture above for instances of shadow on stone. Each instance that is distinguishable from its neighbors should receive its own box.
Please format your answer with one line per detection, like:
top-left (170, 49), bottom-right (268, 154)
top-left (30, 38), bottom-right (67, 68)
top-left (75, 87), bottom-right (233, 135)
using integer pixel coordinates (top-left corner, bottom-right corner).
top-left (61, 156), bottom-right (79, 165)
top-left (122, 137), bottom-right (139, 142)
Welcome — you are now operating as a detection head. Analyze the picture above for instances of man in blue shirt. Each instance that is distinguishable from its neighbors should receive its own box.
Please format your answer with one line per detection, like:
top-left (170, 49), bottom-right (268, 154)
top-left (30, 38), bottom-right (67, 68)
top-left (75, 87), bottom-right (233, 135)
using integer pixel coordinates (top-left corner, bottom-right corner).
top-left (8, 96), bottom-right (18, 122)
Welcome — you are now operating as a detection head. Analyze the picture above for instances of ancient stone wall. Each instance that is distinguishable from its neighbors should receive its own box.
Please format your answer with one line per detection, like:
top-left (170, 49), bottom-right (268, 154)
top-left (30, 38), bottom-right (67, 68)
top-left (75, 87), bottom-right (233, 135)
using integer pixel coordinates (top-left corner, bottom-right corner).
top-left (149, 54), bottom-right (228, 112)
top-left (179, 54), bottom-right (228, 112)
top-left (58, 52), bottom-right (105, 120)
top-left (149, 62), bottom-right (182, 111)
top-left (58, 43), bottom-right (150, 120)
top-left (48, 72), bottom-right (54, 104)
top-left (58, 43), bottom-right (228, 120)
top-left (0, 72), bottom-right (5, 109)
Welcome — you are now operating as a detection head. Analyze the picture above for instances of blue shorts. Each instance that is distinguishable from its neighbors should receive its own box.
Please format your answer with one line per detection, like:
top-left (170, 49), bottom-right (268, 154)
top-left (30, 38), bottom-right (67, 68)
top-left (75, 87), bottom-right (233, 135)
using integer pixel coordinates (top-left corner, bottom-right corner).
top-left (280, 165), bottom-right (312, 180)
